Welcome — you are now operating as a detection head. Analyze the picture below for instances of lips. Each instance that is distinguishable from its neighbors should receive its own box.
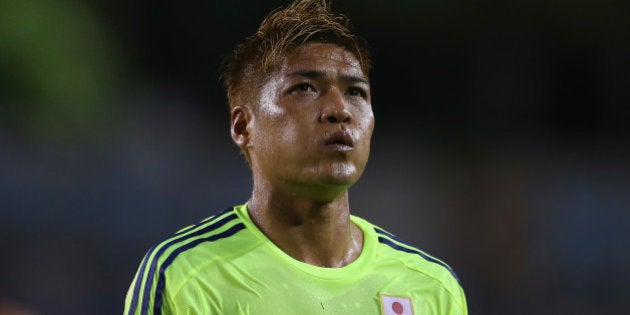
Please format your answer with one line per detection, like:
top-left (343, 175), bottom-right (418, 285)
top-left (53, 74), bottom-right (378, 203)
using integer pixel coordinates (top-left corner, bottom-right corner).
top-left (324, 131), bottom-right (354, 150)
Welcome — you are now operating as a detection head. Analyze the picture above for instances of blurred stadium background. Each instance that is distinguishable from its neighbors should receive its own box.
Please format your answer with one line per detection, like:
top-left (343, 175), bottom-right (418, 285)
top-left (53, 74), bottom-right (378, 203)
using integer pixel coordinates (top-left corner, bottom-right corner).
top-left (1, 0), bottom-right (629, 314)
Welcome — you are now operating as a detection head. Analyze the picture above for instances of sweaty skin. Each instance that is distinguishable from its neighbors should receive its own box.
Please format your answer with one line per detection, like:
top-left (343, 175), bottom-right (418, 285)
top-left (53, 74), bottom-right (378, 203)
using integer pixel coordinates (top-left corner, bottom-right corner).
top-left (231, 42), bottom-right (375, 268)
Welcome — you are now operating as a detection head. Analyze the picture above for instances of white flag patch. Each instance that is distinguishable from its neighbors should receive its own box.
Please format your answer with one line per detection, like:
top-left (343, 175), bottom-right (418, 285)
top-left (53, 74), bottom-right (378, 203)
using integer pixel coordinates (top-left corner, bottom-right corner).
top-left (380, 295), bottom-right (414, 315)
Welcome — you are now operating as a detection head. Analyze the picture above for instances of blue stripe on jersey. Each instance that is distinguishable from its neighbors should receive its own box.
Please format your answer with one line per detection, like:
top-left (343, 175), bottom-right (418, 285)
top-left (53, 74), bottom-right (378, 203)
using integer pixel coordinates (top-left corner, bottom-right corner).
top-left (153, 222), bottom-right (246, 315)
top-left (375, 228), bottom-right (461, 284)
top-left (127, 207), bottom-right (234, 315)
top-left (140, 212), bottom-right (240, 315)
top-left (374, 227), bottom-right (399, 241)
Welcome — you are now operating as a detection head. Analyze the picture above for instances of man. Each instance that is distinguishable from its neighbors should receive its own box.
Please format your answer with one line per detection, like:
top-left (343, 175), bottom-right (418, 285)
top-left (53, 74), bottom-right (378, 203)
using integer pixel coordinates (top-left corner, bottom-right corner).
top-left (124, 0), bottom-right (467, 314)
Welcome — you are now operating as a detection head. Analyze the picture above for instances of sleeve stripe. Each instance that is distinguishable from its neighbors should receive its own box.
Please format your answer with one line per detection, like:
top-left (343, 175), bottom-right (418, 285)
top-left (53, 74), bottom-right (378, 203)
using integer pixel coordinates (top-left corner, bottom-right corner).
top-left (142, 212), bottom-right (240, 315)
top-left (127, 247), bottom-right (155, 315)
top-left (152, 222), bottom-right (246, 315)
top-left (374, 227), bottom-right (452, 268)
top-left (374, 228), bottom-right (461, 284)
top-left (127, 207), bottom-right (236, 315)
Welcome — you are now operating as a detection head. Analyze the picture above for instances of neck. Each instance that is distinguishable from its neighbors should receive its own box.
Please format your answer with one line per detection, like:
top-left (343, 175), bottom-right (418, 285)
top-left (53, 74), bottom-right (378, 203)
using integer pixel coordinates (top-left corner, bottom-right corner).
top-left (248, 179), bottom-right (363, 268)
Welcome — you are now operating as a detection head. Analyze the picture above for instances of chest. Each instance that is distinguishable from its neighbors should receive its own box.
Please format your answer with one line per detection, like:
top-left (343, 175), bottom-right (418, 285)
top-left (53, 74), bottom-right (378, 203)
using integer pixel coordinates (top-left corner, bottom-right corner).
top-left (174, 264), bottom-right (442, 314)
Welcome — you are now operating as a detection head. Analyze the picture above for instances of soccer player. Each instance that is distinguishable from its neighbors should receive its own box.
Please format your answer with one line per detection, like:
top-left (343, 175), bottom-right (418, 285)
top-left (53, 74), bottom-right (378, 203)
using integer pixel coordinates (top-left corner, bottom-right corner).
top-left (124, 0), bottom-right (467, 314)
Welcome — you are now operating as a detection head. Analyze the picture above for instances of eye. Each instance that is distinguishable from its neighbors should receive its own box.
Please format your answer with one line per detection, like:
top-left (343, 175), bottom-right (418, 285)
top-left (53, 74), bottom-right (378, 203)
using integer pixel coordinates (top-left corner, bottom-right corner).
top-left (289, 83), bottom-right (316, 94)
top-left (347, 86), bottom-right (367, 98)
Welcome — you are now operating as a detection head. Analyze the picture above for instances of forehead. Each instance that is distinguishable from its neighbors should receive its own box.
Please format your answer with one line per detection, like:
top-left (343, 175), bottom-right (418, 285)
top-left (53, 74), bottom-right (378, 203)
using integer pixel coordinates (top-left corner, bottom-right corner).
top-left (278, 42), bottom-right (365, 79)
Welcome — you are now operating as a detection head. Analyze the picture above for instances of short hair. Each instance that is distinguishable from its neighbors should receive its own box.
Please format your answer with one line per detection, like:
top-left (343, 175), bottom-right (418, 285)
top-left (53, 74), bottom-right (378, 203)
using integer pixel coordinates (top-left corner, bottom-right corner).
top-left (222, 0), bottom-right (371, 110)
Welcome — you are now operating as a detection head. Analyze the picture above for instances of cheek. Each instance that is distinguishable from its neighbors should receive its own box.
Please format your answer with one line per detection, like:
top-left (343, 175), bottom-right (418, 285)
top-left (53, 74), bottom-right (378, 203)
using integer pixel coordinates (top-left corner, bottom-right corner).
top-left (356, 111), bottom-right (375, 159)
top-left (256, 118), bottom-right (302, 154)
top-left (357, 110), bottom-right (375, 139)
top-left (265, 105), bottom-right (315, 142)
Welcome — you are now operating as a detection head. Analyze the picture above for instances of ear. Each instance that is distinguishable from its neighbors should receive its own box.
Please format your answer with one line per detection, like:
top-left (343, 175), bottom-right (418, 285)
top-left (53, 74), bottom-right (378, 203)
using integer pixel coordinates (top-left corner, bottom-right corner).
top-left (230, 105), bottom-right (253, 150)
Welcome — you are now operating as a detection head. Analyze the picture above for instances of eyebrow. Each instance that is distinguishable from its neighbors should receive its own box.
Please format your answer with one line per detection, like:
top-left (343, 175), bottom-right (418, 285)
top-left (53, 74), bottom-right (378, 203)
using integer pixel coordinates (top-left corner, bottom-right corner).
top-left (288, 70), bottom-right (369, 85)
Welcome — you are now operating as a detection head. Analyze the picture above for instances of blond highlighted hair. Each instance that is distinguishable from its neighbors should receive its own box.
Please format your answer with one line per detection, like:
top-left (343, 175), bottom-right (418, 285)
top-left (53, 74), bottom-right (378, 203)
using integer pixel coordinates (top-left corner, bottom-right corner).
top-left (222, 0), bottom-right (371, 109)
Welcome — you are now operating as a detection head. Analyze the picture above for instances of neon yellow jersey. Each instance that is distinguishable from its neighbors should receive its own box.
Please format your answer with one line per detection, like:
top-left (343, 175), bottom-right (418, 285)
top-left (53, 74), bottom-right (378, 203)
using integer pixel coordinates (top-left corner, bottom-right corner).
top-left (125, 204), bottom-right (467, 315)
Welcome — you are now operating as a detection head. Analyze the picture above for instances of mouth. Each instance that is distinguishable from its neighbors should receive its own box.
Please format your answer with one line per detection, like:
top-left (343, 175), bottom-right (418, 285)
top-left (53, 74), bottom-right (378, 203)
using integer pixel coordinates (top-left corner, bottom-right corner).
top-left (324, 131), bottom-right (354, 151)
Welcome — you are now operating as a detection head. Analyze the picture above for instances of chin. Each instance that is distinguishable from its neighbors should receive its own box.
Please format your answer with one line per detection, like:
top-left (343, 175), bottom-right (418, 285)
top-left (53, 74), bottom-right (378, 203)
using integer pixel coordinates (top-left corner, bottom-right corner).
top-left (282, 162), bottom-right (365, 202)
top-left (318, 162), bottom-right (362, 186)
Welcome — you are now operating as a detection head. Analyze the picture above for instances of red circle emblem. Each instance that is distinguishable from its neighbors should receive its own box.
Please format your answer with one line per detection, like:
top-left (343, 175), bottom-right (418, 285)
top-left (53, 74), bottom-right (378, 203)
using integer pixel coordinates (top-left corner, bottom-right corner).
top-left (392, 301), bottom-right (404, 314)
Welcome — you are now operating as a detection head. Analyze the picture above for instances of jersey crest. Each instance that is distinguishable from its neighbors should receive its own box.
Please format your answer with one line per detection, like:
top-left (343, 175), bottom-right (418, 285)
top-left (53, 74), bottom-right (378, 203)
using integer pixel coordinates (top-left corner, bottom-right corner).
top-left (380, 294), bottom-right (414, 315)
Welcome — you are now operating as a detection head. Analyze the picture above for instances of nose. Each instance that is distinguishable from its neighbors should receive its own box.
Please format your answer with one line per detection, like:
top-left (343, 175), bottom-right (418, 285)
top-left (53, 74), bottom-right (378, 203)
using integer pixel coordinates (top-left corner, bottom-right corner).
top-left (319, 89), bottom-right (351, 124)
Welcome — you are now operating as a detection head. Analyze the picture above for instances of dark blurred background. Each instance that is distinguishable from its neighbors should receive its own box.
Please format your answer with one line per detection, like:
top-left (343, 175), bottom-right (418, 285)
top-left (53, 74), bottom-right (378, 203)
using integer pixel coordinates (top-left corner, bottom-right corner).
top-left (1, 0), bottom-right (629, 314)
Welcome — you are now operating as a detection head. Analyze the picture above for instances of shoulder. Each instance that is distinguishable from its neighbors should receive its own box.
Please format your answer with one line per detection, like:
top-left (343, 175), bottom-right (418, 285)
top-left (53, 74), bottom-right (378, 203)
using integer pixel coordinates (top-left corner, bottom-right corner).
top-left (156, 207), bottom-right (248, 266)
top-left (354, 216), bottom-right (465, 305)
top-left (374, 224), bottom-right (460, 283)
top-left (125, 206), bottom-right (251, 314)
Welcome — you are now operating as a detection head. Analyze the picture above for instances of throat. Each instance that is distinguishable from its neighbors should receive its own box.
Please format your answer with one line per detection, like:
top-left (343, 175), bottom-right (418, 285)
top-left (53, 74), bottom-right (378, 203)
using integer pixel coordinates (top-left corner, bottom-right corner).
top-left (247, 198), bottom-right (364, 268)
top-left (288, 220), bottom-right (363, 268)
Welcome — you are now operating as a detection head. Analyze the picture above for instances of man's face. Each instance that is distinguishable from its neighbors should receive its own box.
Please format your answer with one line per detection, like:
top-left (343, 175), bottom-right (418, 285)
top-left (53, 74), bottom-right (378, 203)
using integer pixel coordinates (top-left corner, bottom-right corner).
top-left (246, 42), bottom-right (374, 197)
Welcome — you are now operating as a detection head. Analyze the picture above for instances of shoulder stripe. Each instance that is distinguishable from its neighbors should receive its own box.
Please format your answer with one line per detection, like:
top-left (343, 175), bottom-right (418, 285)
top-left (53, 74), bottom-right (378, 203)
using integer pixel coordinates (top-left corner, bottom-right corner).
top-left (375, 227), bottom-right (451, 267)
top-left (375, 228), bottom-right (461, 284)
top-left (152, 222), bottom-right (246, 314)
top-left (374, 227), bottom-right (398, 240)
top-left (127, 207), bottom-right (235, 315)
top-left (141, 210), bottom-right (240, 314)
